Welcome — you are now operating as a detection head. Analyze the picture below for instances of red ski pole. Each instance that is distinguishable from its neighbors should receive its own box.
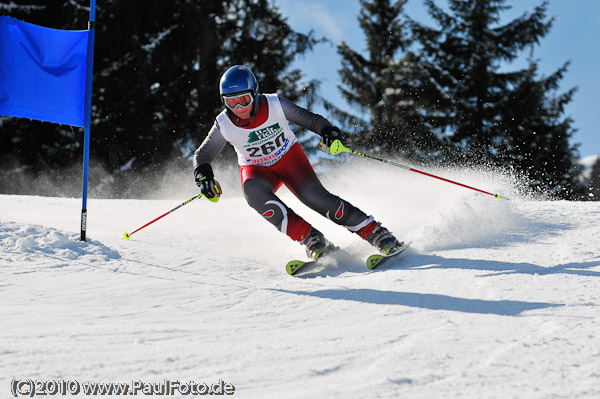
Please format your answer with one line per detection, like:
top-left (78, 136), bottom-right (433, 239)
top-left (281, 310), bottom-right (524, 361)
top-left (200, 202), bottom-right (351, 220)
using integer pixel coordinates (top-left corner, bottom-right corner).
top-left (124, 193), bottom-right (204, 240)
top-left (330, 140), bottom-right (506, 200)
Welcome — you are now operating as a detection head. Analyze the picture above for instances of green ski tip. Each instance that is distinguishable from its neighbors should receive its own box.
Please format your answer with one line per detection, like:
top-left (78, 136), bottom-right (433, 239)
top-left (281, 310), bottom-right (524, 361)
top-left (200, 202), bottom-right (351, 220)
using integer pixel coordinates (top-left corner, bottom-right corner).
top-left (286, 260), bottom-right (306, 275)
top-left (367, 254), bottom-right (385, 270)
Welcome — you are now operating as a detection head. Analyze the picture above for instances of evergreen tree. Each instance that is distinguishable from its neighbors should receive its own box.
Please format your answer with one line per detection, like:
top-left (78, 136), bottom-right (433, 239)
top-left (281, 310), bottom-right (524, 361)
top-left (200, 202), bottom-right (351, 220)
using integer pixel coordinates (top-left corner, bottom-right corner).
top-left (335, 0), bottom-right (448, 162)
top-left (0, 0), bottom-right (321, 197)
top-left (498, 61), bottom-right (582, 198)
top-left (410, 0), bottom-right (582, 198)
top-left (411, 0), bottom-right (551, 159)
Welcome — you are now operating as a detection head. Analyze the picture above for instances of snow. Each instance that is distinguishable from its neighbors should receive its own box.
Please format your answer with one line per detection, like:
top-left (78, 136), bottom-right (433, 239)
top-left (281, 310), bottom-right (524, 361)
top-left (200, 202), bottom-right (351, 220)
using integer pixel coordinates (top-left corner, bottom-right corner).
top-left (578, 154), bottom-right (600, 182)
top-left (579, 154), bottom-right (600, 168)
top-left (2, 160), bottom-right (600, 398)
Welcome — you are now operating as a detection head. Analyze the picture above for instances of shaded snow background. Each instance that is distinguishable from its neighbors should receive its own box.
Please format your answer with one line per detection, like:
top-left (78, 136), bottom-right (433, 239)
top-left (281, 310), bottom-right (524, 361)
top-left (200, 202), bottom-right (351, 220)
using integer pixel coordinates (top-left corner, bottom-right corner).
top-left (2, 159), bottom-right (600, 398)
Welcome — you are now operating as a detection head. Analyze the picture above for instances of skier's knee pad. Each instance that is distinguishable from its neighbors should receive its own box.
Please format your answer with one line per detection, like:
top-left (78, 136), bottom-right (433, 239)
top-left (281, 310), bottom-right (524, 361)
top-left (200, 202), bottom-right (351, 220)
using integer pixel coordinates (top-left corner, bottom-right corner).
top-left (324, 198), bottom-right (367, 227)
top-left (296, 182), bottom-right (367, 227)
top-left (243, 178), bottom-right (289, 231)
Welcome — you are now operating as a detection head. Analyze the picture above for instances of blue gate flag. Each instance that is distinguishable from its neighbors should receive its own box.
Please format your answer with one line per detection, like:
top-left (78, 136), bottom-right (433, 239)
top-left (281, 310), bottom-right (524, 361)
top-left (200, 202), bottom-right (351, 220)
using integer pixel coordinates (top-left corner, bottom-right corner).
top-left (0, 16), bottom-right (89, 126)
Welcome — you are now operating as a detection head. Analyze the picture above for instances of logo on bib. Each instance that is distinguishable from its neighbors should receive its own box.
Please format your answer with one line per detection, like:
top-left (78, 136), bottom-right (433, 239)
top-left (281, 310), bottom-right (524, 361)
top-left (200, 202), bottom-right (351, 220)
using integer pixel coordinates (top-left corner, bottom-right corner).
top-left (247, 123), bottom-right (282, 144)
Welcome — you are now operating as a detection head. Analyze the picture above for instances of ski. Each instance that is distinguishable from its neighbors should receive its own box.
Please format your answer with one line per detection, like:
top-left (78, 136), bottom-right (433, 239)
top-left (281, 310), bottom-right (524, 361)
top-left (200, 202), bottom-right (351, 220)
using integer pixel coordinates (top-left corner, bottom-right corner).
top-left (286, 259), bottom-right (318, 275)
top-left (286, 247), bottom-right (340, 276)
top-left (366, 241), bottom-right (411, 270)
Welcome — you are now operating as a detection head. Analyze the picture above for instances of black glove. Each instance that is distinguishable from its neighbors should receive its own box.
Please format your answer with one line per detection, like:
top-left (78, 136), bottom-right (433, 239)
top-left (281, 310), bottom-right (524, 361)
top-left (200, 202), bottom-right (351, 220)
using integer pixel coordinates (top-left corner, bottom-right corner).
top-left (319, 126), bottom-right (344, 154)
top-left (194, 163), bottom-right (222, 202)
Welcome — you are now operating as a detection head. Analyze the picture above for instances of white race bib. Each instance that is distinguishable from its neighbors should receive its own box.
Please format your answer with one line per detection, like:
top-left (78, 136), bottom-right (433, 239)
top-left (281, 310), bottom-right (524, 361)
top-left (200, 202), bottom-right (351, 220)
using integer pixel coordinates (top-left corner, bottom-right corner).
top-left (216, 94), bottom-right (298, 166)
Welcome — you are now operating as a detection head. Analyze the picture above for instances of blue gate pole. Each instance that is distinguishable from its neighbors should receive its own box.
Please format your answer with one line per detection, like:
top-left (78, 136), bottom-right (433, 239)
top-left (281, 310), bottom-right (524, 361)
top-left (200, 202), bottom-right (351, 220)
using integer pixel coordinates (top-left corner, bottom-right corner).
top-left (81, 0), bottom-right (96, 241)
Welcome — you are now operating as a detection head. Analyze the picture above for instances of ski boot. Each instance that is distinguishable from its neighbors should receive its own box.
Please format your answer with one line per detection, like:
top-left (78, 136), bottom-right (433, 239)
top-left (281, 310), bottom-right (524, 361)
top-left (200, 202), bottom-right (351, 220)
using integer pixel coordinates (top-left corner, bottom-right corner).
top-left (366, 222), bottom-right (404, 255)
top-left (301, 227), bottom-right (334, 260)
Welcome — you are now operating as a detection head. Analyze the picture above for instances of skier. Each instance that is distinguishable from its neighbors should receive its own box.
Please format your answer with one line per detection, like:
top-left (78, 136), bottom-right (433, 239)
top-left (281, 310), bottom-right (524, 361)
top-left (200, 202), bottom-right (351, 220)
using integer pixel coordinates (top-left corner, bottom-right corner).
top-left (193, 65), bottom-right (403, 260)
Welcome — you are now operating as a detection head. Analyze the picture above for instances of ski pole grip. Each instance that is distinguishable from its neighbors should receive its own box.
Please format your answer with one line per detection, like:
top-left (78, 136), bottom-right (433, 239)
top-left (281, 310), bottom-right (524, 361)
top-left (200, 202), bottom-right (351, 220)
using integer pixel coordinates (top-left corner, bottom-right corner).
top-left (330, 139), bottom-right (351, 155)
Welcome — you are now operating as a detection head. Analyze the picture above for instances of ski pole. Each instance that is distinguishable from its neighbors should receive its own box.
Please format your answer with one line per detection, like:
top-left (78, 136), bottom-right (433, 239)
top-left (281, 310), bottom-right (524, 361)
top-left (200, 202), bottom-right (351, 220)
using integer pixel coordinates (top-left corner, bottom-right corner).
top-left (330, 140), bottom-right (506, 200)
top-left (124, 193), bottom-right (204, 240)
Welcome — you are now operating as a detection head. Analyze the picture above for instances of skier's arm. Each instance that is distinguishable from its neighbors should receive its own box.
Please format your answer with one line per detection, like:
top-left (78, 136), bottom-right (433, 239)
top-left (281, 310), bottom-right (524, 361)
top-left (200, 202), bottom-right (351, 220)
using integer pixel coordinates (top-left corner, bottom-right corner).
top-left (279, 96), bottom-right (343, 154)
top-left (193, 121), bottom-right (227, 200)
top-left (193, 121), bottom-right (227, 176)
top-left (279, 96), bottom-right (331, 134)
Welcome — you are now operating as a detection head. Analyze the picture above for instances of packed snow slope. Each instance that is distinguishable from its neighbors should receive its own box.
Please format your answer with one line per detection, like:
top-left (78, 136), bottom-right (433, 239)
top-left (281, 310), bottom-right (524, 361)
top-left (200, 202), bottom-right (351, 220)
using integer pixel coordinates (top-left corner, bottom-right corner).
top-left (2, 159), bottom-right (600, 399)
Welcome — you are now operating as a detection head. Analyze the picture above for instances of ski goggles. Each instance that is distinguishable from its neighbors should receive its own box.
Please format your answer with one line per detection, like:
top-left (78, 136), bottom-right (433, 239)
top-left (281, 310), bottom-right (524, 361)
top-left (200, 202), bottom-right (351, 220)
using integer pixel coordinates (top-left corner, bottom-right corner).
top-left (223, 92), bottom-right (254, 110)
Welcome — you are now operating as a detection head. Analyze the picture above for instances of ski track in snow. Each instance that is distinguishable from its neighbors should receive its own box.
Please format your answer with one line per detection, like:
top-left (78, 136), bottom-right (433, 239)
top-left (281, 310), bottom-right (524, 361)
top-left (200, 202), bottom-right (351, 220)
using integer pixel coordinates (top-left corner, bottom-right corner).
top-left (1, 164), bottom-right (600, 398)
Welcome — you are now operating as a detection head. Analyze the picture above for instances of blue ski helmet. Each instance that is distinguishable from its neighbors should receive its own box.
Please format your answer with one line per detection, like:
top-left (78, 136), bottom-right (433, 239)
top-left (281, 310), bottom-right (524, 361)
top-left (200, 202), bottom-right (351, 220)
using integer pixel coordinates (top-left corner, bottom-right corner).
top-left (219, 65), bottom-right (259, 100)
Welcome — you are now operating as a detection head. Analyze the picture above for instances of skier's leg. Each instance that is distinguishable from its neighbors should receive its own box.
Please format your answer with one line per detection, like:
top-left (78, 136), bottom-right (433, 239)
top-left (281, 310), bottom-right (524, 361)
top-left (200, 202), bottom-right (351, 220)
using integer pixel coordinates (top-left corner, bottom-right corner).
top-left (241, 165), bottom-right (312, 242)
top-left (273, 143), bottom-right (373, 231)
top-left (296, 179), bottom-right (403, 254)
top-left (273, 144), bottom-right (403, 254)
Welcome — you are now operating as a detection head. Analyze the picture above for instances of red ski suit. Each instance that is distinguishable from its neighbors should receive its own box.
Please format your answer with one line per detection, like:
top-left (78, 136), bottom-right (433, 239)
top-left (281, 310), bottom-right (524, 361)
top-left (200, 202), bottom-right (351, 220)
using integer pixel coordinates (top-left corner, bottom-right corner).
top-left (194, 94), bottom-right (375, 242)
